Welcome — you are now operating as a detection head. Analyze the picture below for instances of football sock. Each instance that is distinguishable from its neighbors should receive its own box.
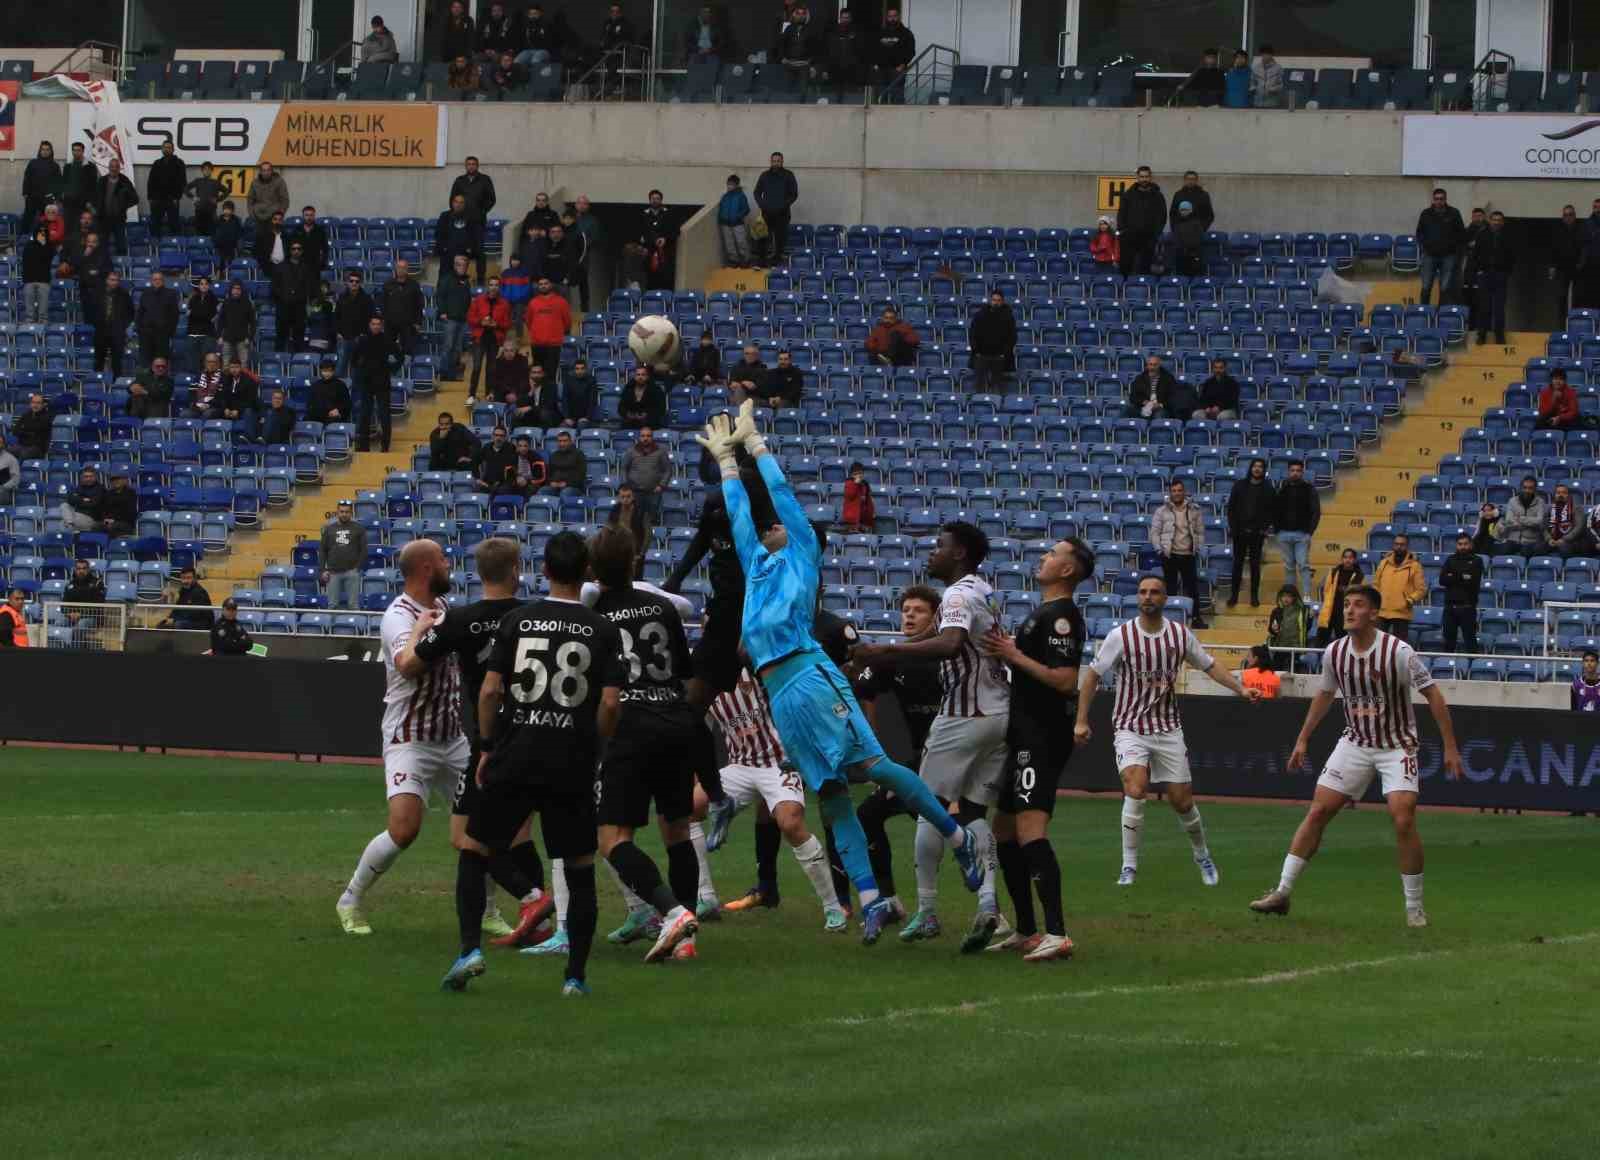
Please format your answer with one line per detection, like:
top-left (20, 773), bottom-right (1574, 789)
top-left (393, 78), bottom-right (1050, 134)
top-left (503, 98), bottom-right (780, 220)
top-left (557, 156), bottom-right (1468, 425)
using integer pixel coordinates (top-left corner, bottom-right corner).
top-left (967, 817), bottom-right (998, 910)
top-left (1401, 871), bottom-right (1424, 910)
top-left (665, 839), bottom-right (700, 911)
top-left (552, 858), bottom-right (569, 930)
top-left (856, 792), bottom-right (898, 896)
top-left (488, 845), bottom-right (536, 903)
top-left (823, 822), bottom-right (852, 909)
top-left (1278, 853), bottom-right (1307, 894)
top-left (506, 840), bottom-right (545, 900)
top-left (693, 718), bottom-right (726, 802)
top-left (997, 839), bottom-right (1035, 936)
top-left (604, 856), bottom-right (649, 915)
top-left (563, 863), bottom-right (597, 983)
top-left (1177, 806), bottom-right (1210, 860)
top-left (455, 849), bottom-right (490, 956)
top-left (689, 821), bottom-right (716, 903)
top-left (914, 816), bottom-right (944, 913)
top-left (871, 758), bottom-right (959, 839)
top-left (1024, 838), bottom-right (1065, 937)
top-left (342, 830), bottom-right (402, 902)
top-left (819, 791), bottom-right (879, 906)
top-left (1120, 797), bottom-right (1146, 869)
top-left (792, 835), bottom-right (837, 908)
top-left (754, 816), bottom-right (782, 894)
top-left (607, 842), bottom-right (677, 916)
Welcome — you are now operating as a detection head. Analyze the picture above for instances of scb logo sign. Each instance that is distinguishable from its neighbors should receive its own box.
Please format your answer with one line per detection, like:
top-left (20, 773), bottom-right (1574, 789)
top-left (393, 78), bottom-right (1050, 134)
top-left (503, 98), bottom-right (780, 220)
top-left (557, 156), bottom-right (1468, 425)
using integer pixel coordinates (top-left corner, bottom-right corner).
top-left (133, 115), bottom-right (254, 157)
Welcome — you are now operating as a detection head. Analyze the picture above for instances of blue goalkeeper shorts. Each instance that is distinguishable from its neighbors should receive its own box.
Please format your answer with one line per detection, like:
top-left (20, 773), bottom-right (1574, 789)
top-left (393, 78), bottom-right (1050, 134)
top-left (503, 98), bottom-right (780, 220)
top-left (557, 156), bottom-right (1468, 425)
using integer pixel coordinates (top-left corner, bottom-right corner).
top-left (763, 651), bottom-right (884, 792)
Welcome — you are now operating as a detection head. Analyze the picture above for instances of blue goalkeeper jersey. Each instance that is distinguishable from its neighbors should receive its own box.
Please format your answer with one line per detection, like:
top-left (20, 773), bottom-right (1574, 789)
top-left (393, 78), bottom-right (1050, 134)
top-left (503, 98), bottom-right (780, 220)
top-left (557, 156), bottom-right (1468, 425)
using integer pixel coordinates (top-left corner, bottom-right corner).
top-left (722, 452), bottom-right (823, 672)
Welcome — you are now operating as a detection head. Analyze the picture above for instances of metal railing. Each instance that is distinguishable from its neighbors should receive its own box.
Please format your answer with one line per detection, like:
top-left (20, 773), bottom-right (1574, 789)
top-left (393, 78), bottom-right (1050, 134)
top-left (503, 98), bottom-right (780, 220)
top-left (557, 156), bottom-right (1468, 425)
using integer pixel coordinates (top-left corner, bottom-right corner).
top-left (571, 43), bottom-right (656, 102)
top-left (879, 43), bottom-right (959, 105)
top-left (1469, 49), bottom-right (1515, 111)
top-left (40, 601), bottom-right (127, 650)
top-left (44, 39), bottom-right (123, 80)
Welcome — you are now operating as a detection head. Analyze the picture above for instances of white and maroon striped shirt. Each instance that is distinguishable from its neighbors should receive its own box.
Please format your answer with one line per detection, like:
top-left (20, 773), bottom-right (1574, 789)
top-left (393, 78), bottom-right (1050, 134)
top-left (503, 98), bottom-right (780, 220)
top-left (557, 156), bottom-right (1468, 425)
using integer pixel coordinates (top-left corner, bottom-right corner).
top-left (707, 670), bottom-right (787, 768)
top-left (1318, 631), bottom-right (1434, 750)
top-left (936, 573), bottom-right (1012, 718)
top-left (380, 594), bottom-right (463, 745)
top-left (1090, 617), bottom-right (1214, 735)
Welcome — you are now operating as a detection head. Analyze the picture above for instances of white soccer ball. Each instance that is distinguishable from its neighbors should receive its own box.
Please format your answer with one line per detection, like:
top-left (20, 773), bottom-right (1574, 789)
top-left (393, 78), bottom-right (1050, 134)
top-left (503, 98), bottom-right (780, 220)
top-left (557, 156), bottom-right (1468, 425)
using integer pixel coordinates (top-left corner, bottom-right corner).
top-left (628, 314), bottom-right (681, 370)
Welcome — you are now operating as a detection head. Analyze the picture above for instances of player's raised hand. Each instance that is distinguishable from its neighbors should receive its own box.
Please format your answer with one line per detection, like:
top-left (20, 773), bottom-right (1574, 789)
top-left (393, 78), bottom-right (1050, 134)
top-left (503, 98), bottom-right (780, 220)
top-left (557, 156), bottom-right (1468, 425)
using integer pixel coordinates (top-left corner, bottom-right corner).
top-left (1287, 740), bottom-right (1309, 771)
top-left (695, 411), bottom-right (741, 472)
top-left (730, 397), bottom-right (769, 456)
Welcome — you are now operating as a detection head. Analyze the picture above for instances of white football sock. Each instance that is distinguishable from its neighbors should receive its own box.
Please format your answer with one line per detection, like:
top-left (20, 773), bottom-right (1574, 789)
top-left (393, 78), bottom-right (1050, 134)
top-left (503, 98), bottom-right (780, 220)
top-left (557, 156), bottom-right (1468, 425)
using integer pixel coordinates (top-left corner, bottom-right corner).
top-left (1401, 872), bottom-right (1424, 910)
top-left (792, 835), bottom-right (837, 909)
top-left (341, 831), bottom-right (402, 903)
top-left (1177, 806), bottom-right (1210, 860)
top-left (605, 855), bottom-right (651, 914)
top-left (1278, 853), bottom-right (1307, 894)
top-left (967, 817), bottom-right (997, 910)
top-left (914, 816), bottom-right (944, 913)
top-left (689, 820), bottom-right (716, 902)
top-left (552, 858), bottom-right (569, 930)
top-left (1120, 797), bottom-right (1146, 870)
top-left (482, 872), bottom-right (503, 919)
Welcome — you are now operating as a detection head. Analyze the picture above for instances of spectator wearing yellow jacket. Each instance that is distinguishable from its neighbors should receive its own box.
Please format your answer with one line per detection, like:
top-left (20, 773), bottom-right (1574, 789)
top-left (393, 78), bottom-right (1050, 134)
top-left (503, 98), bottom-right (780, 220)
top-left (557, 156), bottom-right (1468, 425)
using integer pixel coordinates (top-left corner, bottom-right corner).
top-left (1372, 533), bottom-right (1428, 641)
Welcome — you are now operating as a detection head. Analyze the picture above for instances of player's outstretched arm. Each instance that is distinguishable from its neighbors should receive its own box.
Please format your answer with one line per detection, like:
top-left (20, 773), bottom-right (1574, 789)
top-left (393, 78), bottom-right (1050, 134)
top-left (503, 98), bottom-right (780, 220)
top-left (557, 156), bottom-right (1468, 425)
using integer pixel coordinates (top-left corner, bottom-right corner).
top-left (1287, 690), bottom-right (1337, 771)
top-left (982, 626), bottom-right (1079, 694)
top-left (698, 411), bottom-right (763, 570)
top-left (393, 607), bottom-right (439, 678)
top-left (1421, 685), bottom-right (1464, 779)
top-left (1204, 658), bottom-right (1261, 701)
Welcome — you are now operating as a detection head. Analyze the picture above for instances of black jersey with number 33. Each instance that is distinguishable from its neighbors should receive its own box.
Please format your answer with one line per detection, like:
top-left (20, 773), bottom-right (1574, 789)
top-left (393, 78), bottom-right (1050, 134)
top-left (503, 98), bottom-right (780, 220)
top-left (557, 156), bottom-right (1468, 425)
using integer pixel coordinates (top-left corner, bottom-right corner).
top-left (590, 584), bottom-right (695, 722)
top-left (413, 596), bottom-right (522, 745)
top-left (483, 597), bottom-right (627, 788)
top-left (1012, 597), bottom-right (1086, 746)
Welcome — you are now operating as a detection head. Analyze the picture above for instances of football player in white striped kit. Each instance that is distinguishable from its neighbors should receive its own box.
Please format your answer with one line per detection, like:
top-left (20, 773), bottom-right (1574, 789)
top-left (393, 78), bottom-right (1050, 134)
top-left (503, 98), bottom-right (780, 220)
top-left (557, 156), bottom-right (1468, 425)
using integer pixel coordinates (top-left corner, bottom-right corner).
top-left (1075, 575), bottom-right (1260, 887)
top-left (1251, 584), bottom-right (1463, 927)
top-left (337, 540), bottom-right (471, 935)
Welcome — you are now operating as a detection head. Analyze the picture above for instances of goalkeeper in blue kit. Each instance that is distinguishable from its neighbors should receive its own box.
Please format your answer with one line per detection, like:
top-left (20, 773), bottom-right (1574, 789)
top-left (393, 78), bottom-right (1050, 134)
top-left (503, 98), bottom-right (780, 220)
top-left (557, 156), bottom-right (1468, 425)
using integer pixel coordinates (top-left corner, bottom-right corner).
top-left (696, 402), bottom-right (986, 943)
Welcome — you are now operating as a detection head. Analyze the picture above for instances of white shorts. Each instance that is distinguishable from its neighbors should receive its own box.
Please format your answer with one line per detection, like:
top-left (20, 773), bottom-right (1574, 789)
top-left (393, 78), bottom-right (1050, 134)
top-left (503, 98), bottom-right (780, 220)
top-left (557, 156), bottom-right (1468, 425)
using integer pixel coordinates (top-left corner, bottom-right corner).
top-left (1113, 728), bottom-right (1192, 784)
top-left (919, 713), bottom-right (1010, 806)
top-left (1316, 737), bottom-right (1420, 800)
top-left (383, 736), bottom-right (471, 807)
top-left (721, 762), bottom-right (806, 814)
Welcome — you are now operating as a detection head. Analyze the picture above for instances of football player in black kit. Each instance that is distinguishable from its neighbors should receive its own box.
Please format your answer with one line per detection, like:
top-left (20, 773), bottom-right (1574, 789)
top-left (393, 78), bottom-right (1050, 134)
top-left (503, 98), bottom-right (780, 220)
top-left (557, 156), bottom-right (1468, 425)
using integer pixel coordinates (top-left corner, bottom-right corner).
top-left (977, 537), bottom-right (1092, 962)
top-left (442, 531), bottom-right (626, 997)
top-left (590, 524), bottom-right (708, 964)
top-left (413, 537), bottom-right (555, 949)
top-left (854, 585), bottom-right (946, 922)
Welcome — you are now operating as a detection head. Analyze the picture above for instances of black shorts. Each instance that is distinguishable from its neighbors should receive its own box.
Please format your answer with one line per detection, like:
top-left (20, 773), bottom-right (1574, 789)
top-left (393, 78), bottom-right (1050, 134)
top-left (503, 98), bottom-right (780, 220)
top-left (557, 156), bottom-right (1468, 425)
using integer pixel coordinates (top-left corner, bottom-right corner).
top-left (691, 604), bottom-right (743, 694)
top-left (859, 784), bottom-right (914, 819)
top-left (597, 713), bottom-right (699, 829)
top-left (466, 777), bottom-right (598, 861)
top-left (998, 729), bottom-right (1074, 817)
top-left (450, 745), bottom-right (483, 817)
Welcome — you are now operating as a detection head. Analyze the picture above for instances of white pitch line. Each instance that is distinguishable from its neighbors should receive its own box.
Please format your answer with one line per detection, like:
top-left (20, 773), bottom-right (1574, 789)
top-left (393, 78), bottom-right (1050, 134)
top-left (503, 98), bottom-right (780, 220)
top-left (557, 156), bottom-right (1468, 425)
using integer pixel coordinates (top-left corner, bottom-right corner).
top-left (829, 930), bottom-right (1600, 1027)
top-left (0, 808), bottom-right (366, 822)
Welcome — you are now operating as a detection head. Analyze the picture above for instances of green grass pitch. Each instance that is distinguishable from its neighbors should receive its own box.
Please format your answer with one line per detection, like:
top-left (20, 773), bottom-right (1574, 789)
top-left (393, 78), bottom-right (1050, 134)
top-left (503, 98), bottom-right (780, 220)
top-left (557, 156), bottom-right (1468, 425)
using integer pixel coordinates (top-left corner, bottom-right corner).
top-left (4, 748), bottom-right (1597, 1159)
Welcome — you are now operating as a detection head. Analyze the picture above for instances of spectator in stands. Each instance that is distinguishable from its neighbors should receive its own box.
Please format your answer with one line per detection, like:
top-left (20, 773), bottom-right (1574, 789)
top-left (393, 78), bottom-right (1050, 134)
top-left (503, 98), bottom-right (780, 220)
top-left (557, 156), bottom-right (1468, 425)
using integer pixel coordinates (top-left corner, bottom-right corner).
top-left (872, 6), bottom-right (916, 96)
top-left (62, 559), bottom-right (107, 644)
top-left (1223, 49), bottom-right (1251, 108)
top-left (821, 8), bottom-right (864, 92)
top-left (435, 253), bottom-right (473, 381)
top-left (363, 15), bottom-right (400, 62)
top-left (65, 226), bottom-right (110, 298)
top-left (127, 357), bottom-right (174, 421)
top-left (1316, 548), bottom-right (1363, 645)
top-left (775, 5), bottom-right (820, 86)
top-left (1089, 216), bottom-right (1119, 270)
top-left (466, 276), bottom-right (512, 398)
top-left (519, 5), bottom-right (563, 64)
top-left (1573, 651), bottom-right (1600, 712)
top-left (61, 467), bottom-right (104, 533)
top-left (40, 202), bottom-right (64, 248)
top-left (99, 469), bottom-right (138, 536)
top-left (210, 357), bottom-right (260, 436)
top-left (755, 153), bottom-right (799, 266)
top-left (608, 483), bottom-right (651, 576)
top-left (352, 316), bottom-right (401, 453)
top-left (1497, 476), bottom-right (1550, 557)
top-left (513, 363), bottom-right (562, 428)
top-left (1578, 198), bottom-right (1600, 310)
top-left (685, 332), bottom-right (723, 385)
top-left (21, 226), bottom-right (53, 326)
top-left (92, 270), bottom-right (134, 379)
top-left (210, 596), bottom-right (252, 656)
top-left (290, 206), bottom-right (330, 274)
top-left (1241, 646), bottom-right (1281, 697)
top-left (261, 389), bottom-right (297, 446)
top-left (478, 2), bottom-right (518, 62)
top-left (544, 223), bottom-right (585, 311)
top-left (146, 138), bottom-right (186, 239)
top-left (183, 275), bottom-right (217, 373)
top-left (448, 53), bottom-right (481, 91)
top-left (450, 157), bottom-right (497, 285)
top-left (308, 360), bottom-right (351, 426)
top-left (1267, 585), bottom-right (1311, 667)
top-left (841, 462), bottom-right (876, 534)
top-left (0, 584), bottom-right (32, 649)
top-left (1373, 532), bottom-right (1427, 641)
top-left (1536, 368), bottom-right (1581, 431)
top-left (568, 194), bottom-right (602, 310)
top-left (513, 435), bottom-right (548, 494)
top-left (22, 141), bottom-right (60, 230)
top-left (1250, 44), bottom-right (1282, 107)
top-left (0, 443), bottom-right (18, 507)
top-left (247, 162), bottom-right (289, 227)
top-left (623, 426), bottom-right (672, 522)
top-left (524, 190), bottom-right (561, 238)
top-left (525, 275), bottom-right (572, 381)
top-left (1180, 48), bottom-right (1225, 107)
top-left (619, 365), bottom-right (668, 428)
top-left (1547, 482), bottom-right (1580, 555)
top-left (646, 230), bottom-right (675, 292)
top-left (435, 193), bottom-right (483, 282)
top-left (1474, 211), bottom-right (1515, 346)
top-left (192, 352), bottom-right (225, 416)
top-left (1274, 458), bottom-right (1320, 596)
top-left (1170, 200), bottom-right (1207, 277)
top-left (272, 241), bottom-right (314, 353)
top-left (134, 270), bottom-right (179, 367)
top-left (1415, 188), bottom-right (1466, 308)
top-left (561, 357), bottom-right (599, 427)
top-left (546, 429), bottom-right (588, 495)
top-left (440, 0), bottom-right (477, 60)
top-left (1171, 171), bottom-right (1216, 233)
top-left (94, 158), bottom-right (138, 254)
top-left (684, 5), bottom-right (725, 66)
top-left (969, 289), bottom-right (1017, 393)
top-left (761, 349), bottom-right (805, 408)
top-left (1551, 204), bottom-right (1582, 326)
top-left (728, 343), bottom-right (769, 401)
top-left (381, 260), bottom-right (426, 356)
top-left (159, 565), bottom-right (214, 630)
top-left (490, 257), bottom-right (529, 345)
top-left (255, 209), bottom-right (287, 278)
top-left (319, 500), bottom-right (368, 611)
top-left (475, 425), bottom-right (520, 494)
top-left (14, 393), bottom-right (52, 461)
top-left (1197, 357), bottom-right (1240, 420)
top-left (601, 3), bottom-right (637, 52)
top-left (867, 306), bottom-right (919, 367)
top-left (1153, 479), bottom-right (1208, 627)
top-left (61, 141), bottom-right (96, 228)
top-left (428, 412), bottom-right (477, 472)
top-left (217, 279), bottom-right (256, 369)
top-left (332, 271), bottom-right (372, 378)
top-left (486, 337), bottom-right (529, 408)
top-left (716, 175), bottom-right (752, 267)
top-left (1116, 165), bottom-right (1166, 277)
top-left (184, 163), bottom-right (224, 237)
top-left (1227, 457), bottom-right (1276, 608)
top-left (212, 200), bottom-right (242, 266)
top-left (1164, 373), bottom-right (1199, 422)
top-left (1439, 531), bottom-right (1485, 653)
top-left (1126, 353), bottom-right (1175, 419)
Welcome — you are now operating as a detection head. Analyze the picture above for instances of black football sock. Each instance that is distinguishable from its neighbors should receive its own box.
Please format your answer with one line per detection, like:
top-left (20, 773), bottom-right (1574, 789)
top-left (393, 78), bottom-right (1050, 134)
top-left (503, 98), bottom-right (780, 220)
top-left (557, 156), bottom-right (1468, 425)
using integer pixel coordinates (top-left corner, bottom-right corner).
top-left (1024, 838), bottom-right (1065, 936)
top-left (488, 840), bottom-right (541, 901)
top-left (823, 822), bottom-right (852, 908)
top-left (692, 718), bottom-right (725, 802)
top-left (954, 798), bottom-right (987, 827)
top-left (665, 838), bottom-right (700, 910)
top-left (754, 816), bottom-right (782, 895)
top-left (857, 792), bottom-right (898, 897)
top-left (997, 839), bottom-right (1035, 936)
top-left (455, 849), bottom-right (490, 955)
top-left (563, 862), bottom-right (598, 983)
top-left (607, 841), bottom-right (678, 916)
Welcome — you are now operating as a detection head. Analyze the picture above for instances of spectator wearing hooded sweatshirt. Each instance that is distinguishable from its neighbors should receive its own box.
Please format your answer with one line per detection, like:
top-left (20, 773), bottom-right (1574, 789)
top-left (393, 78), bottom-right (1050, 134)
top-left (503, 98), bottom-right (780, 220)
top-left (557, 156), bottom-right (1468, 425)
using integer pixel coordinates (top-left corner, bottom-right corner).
top-left (1223, 49), bottom-right (1251, 108)
top-left (1115, 165), bottom-right (1166, 276)
top-left (872, 7), bottom-right (916, 96)
top-left (1170, 199), bottom-right (1206, 277)
top-left (717, 175), bottom-right (752, 267)
top-left (22, 141), bottom-right (61, 230)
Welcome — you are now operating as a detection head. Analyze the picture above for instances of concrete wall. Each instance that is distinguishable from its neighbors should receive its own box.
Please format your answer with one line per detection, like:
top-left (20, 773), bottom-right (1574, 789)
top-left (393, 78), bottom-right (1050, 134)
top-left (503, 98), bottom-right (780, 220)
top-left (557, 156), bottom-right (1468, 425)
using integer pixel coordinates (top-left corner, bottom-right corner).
top-left (3, 99), bottom-right (1586, 232)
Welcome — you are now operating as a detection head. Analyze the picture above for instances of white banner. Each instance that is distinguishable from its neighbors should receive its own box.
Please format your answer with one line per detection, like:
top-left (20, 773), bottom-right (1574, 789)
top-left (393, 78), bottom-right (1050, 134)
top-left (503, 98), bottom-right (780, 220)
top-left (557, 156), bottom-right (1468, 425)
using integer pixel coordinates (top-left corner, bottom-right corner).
top-left (50, 76), bottom-right (132, 175)
top-left (1403, 114), bottom-right (1600, 180)
top-left (68, 101), bottom-right (280, 168)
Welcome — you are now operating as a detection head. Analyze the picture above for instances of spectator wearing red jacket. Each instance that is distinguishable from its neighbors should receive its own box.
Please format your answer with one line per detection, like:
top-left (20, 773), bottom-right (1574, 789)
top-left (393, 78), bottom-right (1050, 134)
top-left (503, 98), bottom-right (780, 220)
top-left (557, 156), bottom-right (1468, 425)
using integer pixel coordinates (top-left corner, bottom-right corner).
top-left (466, 276), bottom-right (512, 398)
top-left (524, 275), bottom-right (572, 382)
top-left (841, 462), bottom-right (876, 533)
top-left (1089, 216), bottom-right (1120, 269)
top-left (1537, 368), bottom-right (1581, 430)
top-left (865, 306), bottom-right (919, 367)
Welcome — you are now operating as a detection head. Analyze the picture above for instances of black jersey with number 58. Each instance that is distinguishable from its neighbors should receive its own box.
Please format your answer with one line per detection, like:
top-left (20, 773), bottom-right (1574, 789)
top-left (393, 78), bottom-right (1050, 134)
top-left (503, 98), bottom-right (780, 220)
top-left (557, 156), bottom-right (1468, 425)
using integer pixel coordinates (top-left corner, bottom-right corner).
top-left (590, 584), bottom-right (695, 721)
top-left (483, 597), bottom-right (627, 788)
